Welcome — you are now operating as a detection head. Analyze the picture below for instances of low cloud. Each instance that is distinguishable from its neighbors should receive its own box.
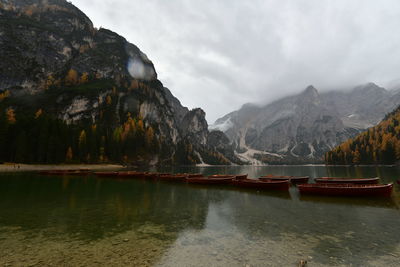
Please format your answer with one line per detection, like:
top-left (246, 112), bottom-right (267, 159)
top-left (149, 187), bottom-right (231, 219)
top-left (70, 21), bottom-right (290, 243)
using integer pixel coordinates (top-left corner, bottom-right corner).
top-left (72, 0), bottom-right (400, 122)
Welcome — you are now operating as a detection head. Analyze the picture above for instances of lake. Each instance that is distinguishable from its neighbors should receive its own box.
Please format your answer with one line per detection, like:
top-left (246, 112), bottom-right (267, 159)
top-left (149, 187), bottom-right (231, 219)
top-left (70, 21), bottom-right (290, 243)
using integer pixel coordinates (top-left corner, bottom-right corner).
top-left (0, 165), bottom-right (399, 266)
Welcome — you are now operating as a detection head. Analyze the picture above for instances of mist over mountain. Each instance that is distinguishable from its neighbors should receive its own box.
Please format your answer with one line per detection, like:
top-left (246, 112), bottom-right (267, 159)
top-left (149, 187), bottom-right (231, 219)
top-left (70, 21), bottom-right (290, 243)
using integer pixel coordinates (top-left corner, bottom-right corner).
top-left (70, 0), bottom-right (400, 123)
top-left (211, 83), bottom-right (400, 164)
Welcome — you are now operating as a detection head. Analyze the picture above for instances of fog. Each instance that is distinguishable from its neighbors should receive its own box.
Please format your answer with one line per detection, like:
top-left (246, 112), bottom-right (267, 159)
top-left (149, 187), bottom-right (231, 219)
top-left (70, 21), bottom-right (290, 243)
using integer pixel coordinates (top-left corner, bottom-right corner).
top-left (72, 0), bottom-right (400, 122)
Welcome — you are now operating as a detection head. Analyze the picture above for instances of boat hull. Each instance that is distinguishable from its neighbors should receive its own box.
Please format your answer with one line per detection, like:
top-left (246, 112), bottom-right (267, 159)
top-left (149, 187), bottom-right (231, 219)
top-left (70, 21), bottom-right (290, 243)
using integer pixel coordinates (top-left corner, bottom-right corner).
top-left (260, 176), bottom-right (309, 184)
top-left (298, 183), bottom-right (393, 197)
top-left (234, 174), bottom-right (248, 180)
top-left (233, 179), bottom-right (290, 191)
top-left (94, 171), bottom-right (119, 177)
top-left (314, 177), bottom-right (379, 184)
top-left (39, 170), bottom-right (91, 176)
top-left (117, 172), bottom-right (147, 179)
top-left (158, 174), bottom-right (187, 182)
top-left (186, 176), bottom-right (234, 185)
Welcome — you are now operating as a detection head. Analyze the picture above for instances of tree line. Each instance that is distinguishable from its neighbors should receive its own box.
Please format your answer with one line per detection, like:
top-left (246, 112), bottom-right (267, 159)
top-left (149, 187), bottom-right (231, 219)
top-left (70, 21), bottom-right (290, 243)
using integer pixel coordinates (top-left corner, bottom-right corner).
top-left (325, 105), bottom-right (400, 165)
top-left (0, 107), bottom-right (162, 165)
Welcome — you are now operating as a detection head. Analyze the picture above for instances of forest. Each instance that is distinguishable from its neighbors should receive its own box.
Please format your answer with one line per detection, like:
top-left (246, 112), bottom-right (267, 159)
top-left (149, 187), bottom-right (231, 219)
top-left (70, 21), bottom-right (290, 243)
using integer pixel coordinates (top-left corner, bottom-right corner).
top-left (0, 69), bottom-right (230, 166)
top-left (325, 105), bottom-right (400, 165)
top-left (0, 74), bottom-right (162, 165)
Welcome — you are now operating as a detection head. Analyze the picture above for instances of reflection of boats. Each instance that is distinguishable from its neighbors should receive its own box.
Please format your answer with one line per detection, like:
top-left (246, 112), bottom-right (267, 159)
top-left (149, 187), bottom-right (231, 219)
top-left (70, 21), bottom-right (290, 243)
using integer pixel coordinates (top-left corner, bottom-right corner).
top-left (233, 179), bottom-right (290, 191)
top-left (315, 177), bottom-right (379, 184)
top-left (298, 183), bottom-right (393, 197)
top-left (94, 171), bottom-right (119, 177)
top-left (260, 175), bottom-right (309, 184)
top-left (299, 194), bottom-right (397, 209)
top-left (186, 175), bottom-right (235, 185)
top-left (397, 180), bottom-right (400, 185)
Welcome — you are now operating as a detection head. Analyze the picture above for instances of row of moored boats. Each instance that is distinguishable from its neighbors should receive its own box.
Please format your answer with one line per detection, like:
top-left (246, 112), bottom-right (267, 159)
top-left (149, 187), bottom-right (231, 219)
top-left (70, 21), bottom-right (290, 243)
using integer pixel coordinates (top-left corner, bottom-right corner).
top-left (37, 170), bottom-right (394, 197)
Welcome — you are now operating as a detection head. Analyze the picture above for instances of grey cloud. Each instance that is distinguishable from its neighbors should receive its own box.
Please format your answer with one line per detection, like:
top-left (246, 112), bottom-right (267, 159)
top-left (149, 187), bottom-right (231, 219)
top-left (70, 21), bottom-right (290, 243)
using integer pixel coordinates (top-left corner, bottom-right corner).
top-left (71, 0), bottom-right (400, 122)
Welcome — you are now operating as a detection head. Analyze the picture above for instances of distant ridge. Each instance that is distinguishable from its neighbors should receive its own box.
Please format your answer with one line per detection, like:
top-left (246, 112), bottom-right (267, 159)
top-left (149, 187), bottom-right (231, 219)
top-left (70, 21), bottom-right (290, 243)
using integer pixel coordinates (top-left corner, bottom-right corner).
top-left (211, 83), bottom-right (400, 164)
top-left (326, 105), bottom-right (400, 165)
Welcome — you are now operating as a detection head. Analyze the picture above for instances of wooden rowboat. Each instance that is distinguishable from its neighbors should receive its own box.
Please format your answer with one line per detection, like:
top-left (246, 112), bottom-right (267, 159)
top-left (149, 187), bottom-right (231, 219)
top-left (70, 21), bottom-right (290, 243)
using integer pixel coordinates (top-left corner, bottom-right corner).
top-left (94, 171), bottom-right (119, 177)
top-left (38, 170), bottom-right (63, 175)
top-left (173, 173), bottom-right (203, 178)
top-left (66, 170), bottom-right (91, 176)
top-left (208, 175), bottom-right (235, 178)
top-left (314, 177), bottom-right (379, 184)
top-left (234, 174), bottom-right (248, 180)
top-left (186, 173), bottom-right (203, 178)
top-left (117, 171), bottom-right (146, 178)
top-left (260, 175), bottom-right (309, 184)
top-left (233, 178), bottom-right (290, 191)
top-left (157, 174), bottom-right (187, 182)
top-left (39, 169), bottom-right (91, 176)
top-left (298, 183), bottom-right (393, 197)
top-left (186, 175), bottom-right (235, 185)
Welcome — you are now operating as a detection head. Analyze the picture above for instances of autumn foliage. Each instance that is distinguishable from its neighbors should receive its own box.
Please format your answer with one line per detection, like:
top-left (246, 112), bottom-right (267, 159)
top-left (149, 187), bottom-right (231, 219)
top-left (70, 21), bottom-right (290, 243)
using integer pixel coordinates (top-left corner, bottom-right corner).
top-left (326, 106), bottom-right (400, 165)
top-left (65, 69), bottom-right (78, 85)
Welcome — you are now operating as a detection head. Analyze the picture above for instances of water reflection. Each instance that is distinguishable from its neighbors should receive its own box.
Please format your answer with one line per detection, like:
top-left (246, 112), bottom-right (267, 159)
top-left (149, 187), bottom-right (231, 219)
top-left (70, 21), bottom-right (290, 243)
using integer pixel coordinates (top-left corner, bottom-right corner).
top-left (0, 166), bottom-right (400, 266)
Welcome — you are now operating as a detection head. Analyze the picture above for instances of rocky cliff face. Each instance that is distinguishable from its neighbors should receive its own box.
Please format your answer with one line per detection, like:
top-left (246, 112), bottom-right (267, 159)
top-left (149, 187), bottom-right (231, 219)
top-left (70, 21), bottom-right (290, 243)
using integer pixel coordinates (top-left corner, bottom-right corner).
top-left (0, 0), bottom-right (240, 165)
top-left (212, 84), bottom-right (400, 164)
top-left (323, 83), bottom-right (399, 129)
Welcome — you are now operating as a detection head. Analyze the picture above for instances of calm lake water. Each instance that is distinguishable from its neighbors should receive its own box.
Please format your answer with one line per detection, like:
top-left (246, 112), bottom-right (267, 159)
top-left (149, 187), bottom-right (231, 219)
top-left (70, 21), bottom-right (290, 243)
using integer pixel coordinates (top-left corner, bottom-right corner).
top-left (0, 166), bottom-right (399, 266)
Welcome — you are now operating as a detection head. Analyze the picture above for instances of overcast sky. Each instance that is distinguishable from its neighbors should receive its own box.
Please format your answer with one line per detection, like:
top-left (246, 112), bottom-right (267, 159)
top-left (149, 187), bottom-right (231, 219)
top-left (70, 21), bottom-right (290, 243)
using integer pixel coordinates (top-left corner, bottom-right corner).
top-left (71, 0), bottom-right (400, 123)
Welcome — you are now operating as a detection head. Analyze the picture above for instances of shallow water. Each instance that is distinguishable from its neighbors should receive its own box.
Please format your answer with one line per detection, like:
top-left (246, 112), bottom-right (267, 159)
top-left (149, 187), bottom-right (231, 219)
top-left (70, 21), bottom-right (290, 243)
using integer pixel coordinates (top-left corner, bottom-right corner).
top-left (0, 165), bottom-right (399, 266)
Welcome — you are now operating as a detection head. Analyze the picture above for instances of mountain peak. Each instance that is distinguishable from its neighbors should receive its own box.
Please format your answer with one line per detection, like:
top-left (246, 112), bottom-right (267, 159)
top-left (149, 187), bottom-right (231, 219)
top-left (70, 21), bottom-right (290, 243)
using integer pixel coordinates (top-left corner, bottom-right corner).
top-left (303, 85), bottom-right (318, 95)
top-left (297, 85), bottom-right (319, 104)
top-left (353, 82), bottom-right (386, 93)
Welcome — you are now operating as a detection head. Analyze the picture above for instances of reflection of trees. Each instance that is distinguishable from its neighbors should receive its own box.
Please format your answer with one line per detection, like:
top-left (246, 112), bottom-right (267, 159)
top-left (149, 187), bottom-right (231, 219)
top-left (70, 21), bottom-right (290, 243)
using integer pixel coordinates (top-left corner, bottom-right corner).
top-left (1, 168), bottom-right (400, 266)
top-left (0, 174), bottom-right (216, 241)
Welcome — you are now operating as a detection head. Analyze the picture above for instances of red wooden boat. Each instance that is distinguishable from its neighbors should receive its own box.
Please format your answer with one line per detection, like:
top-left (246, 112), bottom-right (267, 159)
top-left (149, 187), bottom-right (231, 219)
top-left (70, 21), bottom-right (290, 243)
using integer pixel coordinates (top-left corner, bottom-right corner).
top-left (171, 173), bottom-right (203, 178)
top-left (39, 169), bottom-right (91, 176)
top-left (38, 170), bottom-right (62, 175)
top-left (117, 171), bottom-right (146, 178)
top-left (208, 174), bottom-right (235, 178)
top-left (94, 171), bottom-right (119, 177)
top-left (186, 175), bottom-right (235, 185)
top-left (155, 173), bottom-right (171, 177)
top-left (233, 178), bottom-right (289, 191)
top-left (260, 175), bottom-right (309, 184)
top-left (143, 172), bottom-right (159, 179)
top-left (157, 174), bottom-right (187, 182)
top-left (66, 170), bottom-right (91, 176)
top-left (234, 174), bottom-right (248, 180)
top-left (298, 183), bottom-right (393, 197)
top-left (186, 173), bottom-right (203, 178)
top-left (314, 177), bottom-right (379, 184)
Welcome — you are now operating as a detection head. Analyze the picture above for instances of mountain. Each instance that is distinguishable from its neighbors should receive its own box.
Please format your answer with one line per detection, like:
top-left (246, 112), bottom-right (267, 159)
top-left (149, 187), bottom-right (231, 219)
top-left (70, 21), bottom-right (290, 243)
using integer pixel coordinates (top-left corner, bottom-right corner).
top-left (326, 105), bottom-right (400, 165)
top-left (211, 83), bottom-right (400, 164)
top-left (0, 0), bottom-right (241, 165)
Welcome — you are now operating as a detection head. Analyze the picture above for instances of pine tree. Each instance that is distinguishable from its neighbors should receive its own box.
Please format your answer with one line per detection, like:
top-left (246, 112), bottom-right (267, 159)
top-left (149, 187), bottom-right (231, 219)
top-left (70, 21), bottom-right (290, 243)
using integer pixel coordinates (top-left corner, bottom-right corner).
top-left (6, 108), bottom-right (16, 124)
top-left (80, 72), bottom-right (89, 84)
top-left (65, 146), bottom-right (73, 162)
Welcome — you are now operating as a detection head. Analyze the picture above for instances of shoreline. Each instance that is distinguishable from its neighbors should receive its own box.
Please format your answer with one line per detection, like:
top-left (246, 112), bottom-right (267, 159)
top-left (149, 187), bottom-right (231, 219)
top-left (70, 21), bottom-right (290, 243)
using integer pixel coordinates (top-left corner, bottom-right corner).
top-left (0, 164), bottom-right (125, 172)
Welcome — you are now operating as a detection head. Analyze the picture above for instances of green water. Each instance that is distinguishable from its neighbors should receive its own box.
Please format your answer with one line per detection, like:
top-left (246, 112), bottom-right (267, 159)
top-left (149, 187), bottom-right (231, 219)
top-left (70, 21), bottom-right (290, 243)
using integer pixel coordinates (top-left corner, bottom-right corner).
top-left (0, 166), bottom-right (399, 266)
